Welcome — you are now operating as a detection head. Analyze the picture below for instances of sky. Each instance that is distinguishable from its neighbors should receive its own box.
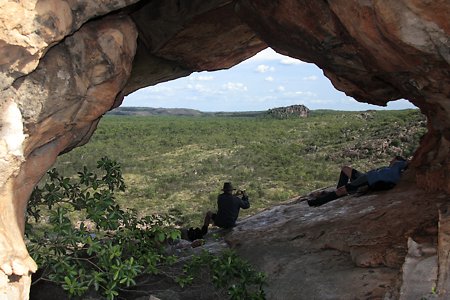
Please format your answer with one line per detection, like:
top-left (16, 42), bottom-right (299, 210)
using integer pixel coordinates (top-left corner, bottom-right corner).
top-left (123, 48), bottom-right (416, 112)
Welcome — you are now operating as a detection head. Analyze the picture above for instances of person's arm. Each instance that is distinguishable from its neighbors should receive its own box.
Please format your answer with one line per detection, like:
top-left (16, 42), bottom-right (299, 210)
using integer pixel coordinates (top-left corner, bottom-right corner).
top-left (240, 191), bottom-right (250, 209)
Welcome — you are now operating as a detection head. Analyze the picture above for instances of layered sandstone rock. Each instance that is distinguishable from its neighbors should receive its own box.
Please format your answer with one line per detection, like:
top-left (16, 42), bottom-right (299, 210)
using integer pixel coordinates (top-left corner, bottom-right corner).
top-left (0, 8), bottom-right (138, 299)
top-left (0, 0), bottom-right (448, 299)
top-left (228, 181), bottom-right (448, 299)
top-left (0, 0), bottom-right (140, 89)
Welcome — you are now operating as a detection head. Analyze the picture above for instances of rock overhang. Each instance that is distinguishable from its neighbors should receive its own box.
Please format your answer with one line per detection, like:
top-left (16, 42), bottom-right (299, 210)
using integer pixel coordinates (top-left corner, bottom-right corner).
top-left (0, 0), bottom-right (449, 298)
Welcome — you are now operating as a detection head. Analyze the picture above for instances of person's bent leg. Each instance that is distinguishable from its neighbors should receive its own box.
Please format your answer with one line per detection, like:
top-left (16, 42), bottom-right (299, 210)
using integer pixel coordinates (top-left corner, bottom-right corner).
top-left (203, 211), bottom-right (213, 227)
top-left (337, 166), bottom-right (352, 188)
top-left (202, 211), bottom-right (215, 234)
top-left (345, 174), bottom-right (369, 194)
top-left (350, 169), bottom-right (364, 181)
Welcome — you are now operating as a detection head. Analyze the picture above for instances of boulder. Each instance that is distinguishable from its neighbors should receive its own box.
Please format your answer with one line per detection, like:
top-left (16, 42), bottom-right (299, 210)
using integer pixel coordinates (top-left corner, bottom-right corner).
top-left (228, 180), bottom-right (448, 299)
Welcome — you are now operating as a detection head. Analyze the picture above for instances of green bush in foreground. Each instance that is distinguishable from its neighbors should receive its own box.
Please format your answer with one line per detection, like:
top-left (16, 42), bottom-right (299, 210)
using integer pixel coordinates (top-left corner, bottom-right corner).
top-left (176, 249), bottom-right (266, 300)
top-left (26, 157), bottom-right (265, 299)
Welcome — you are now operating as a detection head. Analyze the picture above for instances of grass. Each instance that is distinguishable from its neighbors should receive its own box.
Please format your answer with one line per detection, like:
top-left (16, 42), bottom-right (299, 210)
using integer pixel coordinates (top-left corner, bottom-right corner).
top-left (50, 109), bottom-right (426, 226)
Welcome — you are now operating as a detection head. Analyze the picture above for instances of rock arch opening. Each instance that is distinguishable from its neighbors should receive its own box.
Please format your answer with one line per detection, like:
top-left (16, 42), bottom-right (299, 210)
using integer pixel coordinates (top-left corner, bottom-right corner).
top-left (0, 0), bottom-right (449, 298)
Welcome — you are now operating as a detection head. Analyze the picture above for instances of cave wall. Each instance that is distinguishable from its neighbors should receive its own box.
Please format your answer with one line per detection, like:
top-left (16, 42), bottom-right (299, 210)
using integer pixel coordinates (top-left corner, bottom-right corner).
top-left (0, 0), bottom-right (449, 298)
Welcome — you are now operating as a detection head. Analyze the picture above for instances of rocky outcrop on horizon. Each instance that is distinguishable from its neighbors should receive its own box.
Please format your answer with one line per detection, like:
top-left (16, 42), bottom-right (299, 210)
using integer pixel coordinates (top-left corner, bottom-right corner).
top-left (267, 104), bottom-right (309, 119)
top-left (0, 0), bottom-right (449, 298)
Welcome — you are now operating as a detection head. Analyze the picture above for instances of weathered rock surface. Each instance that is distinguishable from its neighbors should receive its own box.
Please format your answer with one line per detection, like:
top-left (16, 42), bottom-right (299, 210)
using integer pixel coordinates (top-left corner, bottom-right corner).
top-left (0, 10), bottom-right (138, 299)
top-left (227, 176), bottom-right (448, 299)
top-left (0, 0), bottom-right (140, 89)
top-left (29, 177), bottom-right (448, 300)
top-left (0, 0), bottom-right (449, 298)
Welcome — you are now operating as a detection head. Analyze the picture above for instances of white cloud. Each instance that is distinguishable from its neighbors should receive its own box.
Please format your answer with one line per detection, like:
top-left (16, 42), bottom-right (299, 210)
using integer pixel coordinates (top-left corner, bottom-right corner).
top-left (249, 95), bottom-right (277, 103)
top-left (187, 83), bottom-right (210, 93)
top-left (298, 91), bottom-right (316, 97)
top-left (146, 85), bottom-right (175, 93)
top-left (276, 86), bottom-right (285, 92)
top-left (245, 48), bottom-right (307, 64)
top-left (245, 48), bottom-right (283, 62)
top-left (222, 82), bottom-right (248, 92)
top-left (310, 99), bottom-right (334, 104)
top-left (190, 75), bottom-right (214, 81)
top-left (283, 91), bottom-right (317, 98)
top-left (303, 75), bottom-right (318, 81)
top-left (265, 76), bottom-right (274, 82)
top-left (256, 65), bottom-right (269, 73)
top-left (255, 64), bottom-right (275, 73)
top-left (340, 97), bottom-right (357, 103)
top-left (280, 57), bottom-right (305, 65)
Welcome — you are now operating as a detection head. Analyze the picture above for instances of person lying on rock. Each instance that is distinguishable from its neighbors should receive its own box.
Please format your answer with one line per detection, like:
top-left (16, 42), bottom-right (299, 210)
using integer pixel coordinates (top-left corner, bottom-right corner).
top-left (201, 182), bottom-right (250, 234)
top-left (308, 156), bottom-right (408, 207)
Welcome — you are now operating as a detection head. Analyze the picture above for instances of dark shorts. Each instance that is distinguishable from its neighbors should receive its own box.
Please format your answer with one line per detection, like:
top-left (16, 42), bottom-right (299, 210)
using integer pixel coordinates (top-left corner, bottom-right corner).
top-left (345, 173), bottom-right (369, 193)
top-left (211, 213), bottom-right (234, 229)
top-left (352, 169), bottom-right (364, 179)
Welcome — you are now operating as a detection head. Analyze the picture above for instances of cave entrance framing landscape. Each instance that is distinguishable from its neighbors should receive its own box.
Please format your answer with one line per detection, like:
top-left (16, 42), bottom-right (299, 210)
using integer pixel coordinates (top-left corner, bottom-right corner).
top-left (0, 1), bottom-right (449, 299)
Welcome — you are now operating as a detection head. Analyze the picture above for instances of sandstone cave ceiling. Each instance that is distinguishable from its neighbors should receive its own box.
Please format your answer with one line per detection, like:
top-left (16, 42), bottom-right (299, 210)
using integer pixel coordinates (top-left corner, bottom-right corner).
top-left (0, 1), bottom-right (449, 297)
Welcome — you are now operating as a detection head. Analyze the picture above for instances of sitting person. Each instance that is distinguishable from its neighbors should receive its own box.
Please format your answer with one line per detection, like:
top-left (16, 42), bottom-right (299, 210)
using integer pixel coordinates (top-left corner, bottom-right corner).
top-left (308, 156), bottom-right (408, 207)
top-left (202, 182), bottom-right (250, 233)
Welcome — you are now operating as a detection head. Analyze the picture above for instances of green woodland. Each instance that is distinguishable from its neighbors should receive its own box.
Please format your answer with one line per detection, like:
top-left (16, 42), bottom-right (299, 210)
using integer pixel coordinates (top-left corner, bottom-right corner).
top-left (27, 108), bottom-right (426, 299)
top-left (51, 109), bottom-right (426, 227)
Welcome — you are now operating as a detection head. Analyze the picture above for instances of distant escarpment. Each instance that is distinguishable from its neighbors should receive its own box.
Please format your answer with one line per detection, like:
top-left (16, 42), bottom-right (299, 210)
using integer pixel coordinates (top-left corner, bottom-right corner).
top-left (108, 107), bottom-right (204, 116)
top-left (109, 105), bottom-right (312, 118)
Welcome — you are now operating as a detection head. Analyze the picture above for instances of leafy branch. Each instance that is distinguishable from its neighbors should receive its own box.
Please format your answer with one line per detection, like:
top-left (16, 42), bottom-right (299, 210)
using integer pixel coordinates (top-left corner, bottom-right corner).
top-left (26, 157), bottom-right (266, 300)
top-left (26, 157), bottom-right (180, 299)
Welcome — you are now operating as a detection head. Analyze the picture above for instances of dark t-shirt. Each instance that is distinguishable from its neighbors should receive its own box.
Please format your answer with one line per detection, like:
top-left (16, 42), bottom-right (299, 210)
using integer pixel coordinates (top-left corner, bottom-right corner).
top-left (366, 160), bottom-right (408, 186)
top-left (214, 193), bottom-right (250, 228)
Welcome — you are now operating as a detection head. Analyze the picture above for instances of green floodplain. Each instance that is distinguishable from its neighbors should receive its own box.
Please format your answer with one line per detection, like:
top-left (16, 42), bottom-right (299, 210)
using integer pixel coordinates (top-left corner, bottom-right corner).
top-left (51, 109), bottom-right (426, 227)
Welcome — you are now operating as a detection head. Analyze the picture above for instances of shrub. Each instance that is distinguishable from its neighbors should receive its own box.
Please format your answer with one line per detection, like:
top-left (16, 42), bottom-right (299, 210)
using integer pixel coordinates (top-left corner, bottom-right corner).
top-left (26, 157), bottom-right (181, 299)
top-left (177, 249), bottom-right (266, 300)
top-left (26, 157), bottom-right (265, 300)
